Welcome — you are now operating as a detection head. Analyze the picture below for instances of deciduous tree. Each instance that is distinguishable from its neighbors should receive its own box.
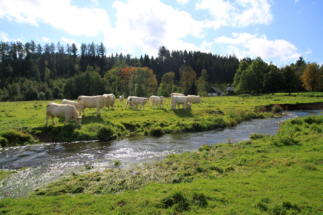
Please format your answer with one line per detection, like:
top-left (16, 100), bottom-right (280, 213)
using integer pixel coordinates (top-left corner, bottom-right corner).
top-left (301, 63), bottom-right (323, 91)
top-left (181, 66), bottom-right (196, 94)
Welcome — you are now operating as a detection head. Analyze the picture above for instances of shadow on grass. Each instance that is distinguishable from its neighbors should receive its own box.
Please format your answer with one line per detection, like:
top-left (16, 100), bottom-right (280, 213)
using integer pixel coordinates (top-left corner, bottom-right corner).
top-left (80, 115), bottom-right (104, 125)
top-left (57, 115), bottom-right (105, 125)
top-left (172, 108), bottom-right (194, 118)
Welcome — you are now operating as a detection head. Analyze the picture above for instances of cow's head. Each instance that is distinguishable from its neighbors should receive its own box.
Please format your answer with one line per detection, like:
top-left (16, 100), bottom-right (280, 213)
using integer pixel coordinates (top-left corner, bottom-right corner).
top-left (75, 116), bottom-right (82, 126)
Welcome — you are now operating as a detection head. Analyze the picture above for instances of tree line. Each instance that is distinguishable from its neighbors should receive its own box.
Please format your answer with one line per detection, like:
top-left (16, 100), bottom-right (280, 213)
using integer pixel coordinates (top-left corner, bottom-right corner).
top-left (233, 56), bottom-right (323, 95)
top-left (0, 40), bottom-right (239, 101)
top-left (0, 40), bottom-right (322, 101)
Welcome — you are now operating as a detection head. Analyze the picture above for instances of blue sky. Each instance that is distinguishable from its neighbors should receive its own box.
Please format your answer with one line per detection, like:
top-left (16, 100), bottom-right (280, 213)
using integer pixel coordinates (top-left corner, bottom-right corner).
top-left (0, 0), bottom-right (322, 67)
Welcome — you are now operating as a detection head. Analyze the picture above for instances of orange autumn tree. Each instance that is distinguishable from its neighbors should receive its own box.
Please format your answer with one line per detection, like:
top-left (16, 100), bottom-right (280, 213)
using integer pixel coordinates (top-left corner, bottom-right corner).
top-left (301, 63), bottom-right (323, 91)
top-left (121, 67), bottom-right (157, 96)
top-left (120, 67), bottom-right (133, 95)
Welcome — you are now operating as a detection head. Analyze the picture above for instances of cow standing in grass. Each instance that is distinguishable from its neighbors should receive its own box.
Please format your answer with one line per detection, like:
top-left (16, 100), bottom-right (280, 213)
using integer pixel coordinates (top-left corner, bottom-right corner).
top-left (171, 96), bottom-right (190, 110)
top-left (62, 99), bottom-right (86, 116)
top-left (187, 95), bottom-right (202, 106)
top-left (150, 96), bottom-right (164, 109)
top-left (103, 94), bottom-right (115, 110)
top-left (170, 93), bottom-right (185, 108)
top-left (132, 97), bottom-right (149, 110)
top-left (78, 95), bottom-right (112, 115)
top-left (119, 95), bottom-right (124, 102)
top-left (46, 102), bottom-right (82, 126)
top-left (125, 96), bottom-right (136, 110)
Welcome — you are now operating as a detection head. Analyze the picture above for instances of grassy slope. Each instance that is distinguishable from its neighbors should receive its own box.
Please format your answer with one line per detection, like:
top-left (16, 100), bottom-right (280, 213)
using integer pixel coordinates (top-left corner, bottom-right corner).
top-left (0, 92), bottom-right (323, 143)
top-left (1, 114), bottom-right (323, 214)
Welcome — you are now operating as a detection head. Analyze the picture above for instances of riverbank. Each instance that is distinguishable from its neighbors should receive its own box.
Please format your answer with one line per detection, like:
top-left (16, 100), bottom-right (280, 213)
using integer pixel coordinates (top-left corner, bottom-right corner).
top-left (1, 92), bottom-right (323, 147)
top-left (1, 113), bottom-right (322, 214)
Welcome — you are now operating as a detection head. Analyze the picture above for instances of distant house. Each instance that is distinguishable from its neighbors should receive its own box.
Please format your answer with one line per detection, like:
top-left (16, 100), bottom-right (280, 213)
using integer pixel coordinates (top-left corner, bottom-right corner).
top-left (226, 86), bottom-right (235, 93)
top-left (207, 87), bottom-right (221, 97)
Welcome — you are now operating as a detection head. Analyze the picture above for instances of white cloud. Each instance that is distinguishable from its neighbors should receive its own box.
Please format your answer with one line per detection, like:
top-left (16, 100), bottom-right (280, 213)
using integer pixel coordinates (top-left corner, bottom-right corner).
top-left (215, 33), bottom-right (301, 62)
top-left (0, 31), bottom-right (9, 41)
top-left (0, 31), bottom-right (24, 42)
top-left (61, 37), bottom-right (81, 50)
top-left (196, 0), bottom-right (273, 30)
top-left (295, 0), bottom-right (299, 3)
top-left (0, 0), bottom-right (110, 36)
top-left (42, 37), bottom-right (50, 42)
top-left (176, 0), bottom-right (189, 4)
top-left (305, 48), bottom-right (312, 55)
top-left (105, 0), bottom-right (207, 56)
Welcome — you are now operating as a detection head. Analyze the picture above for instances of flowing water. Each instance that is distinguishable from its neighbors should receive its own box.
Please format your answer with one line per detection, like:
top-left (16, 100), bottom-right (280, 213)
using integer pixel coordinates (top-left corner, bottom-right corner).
top-left (0, 110), bottom-right (322, 198)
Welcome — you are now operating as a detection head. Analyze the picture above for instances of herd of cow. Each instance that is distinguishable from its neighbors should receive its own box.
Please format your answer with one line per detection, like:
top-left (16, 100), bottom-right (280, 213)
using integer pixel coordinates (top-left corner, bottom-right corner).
top-left (45, 93), bottom-right (202, 126)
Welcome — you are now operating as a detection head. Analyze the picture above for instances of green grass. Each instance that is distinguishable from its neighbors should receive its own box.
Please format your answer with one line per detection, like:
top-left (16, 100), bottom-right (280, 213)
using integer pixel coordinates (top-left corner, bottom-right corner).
top-left (0, 92), bottom-right (323, 144)
top-left (1, 114), bottom-right (323, 214)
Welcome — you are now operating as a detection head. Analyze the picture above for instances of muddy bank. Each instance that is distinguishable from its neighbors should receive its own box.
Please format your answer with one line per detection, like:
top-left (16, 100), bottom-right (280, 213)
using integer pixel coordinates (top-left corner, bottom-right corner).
top-left (265, 102), bottom-right (323, 111)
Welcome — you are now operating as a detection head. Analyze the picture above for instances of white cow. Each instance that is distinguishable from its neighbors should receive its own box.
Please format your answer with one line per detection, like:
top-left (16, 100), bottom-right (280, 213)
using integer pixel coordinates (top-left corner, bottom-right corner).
top-left (125, 96), bottom-right (136, 110)
top-left (119, 95), bottom-right (124, 102)
top-left (46, 102), bottom-right (82, 126)
top-left (187, 95), bottom-right (202, 105)
top-left (150, 96), bottom-right (164, 109)
top-left (62, 99), bottom-right (86, 116)
top-left (170, 93), bottom-right (185, 108)
top-left (132, 97), bottom-right (149, 110)
top-left (103, 94), bottom-right (115, 110)
top-left (186, 102), bottom-right (192, 109)
top-left (78, 95), bottom-right (111, 115)
top-left (171, 96), bottom-right (190, 110)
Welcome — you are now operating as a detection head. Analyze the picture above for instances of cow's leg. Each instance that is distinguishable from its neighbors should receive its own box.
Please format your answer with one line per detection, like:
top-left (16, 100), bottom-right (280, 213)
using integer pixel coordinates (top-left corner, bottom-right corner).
top-left (82, 108), bottom-right (86, 116)
top-left (183, 102), bottom-right (186, 110)
top-left (152, 102), bottom-right (154, 110)
top-left (51, 116), bottom-right (56, 125)
top-left (97, 106), bottom-right (100, 115)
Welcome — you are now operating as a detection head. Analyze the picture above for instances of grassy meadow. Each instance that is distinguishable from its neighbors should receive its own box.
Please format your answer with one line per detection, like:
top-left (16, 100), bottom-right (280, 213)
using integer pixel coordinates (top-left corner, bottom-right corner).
top-left (1, 113), bottom-right (323, 214)
top-left (1, 92), bottom-right (323, 146)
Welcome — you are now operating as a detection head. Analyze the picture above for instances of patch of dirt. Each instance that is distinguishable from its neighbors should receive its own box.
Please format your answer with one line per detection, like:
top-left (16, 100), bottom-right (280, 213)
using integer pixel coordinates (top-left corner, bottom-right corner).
top-left (265, 102), bottom-right (323, 111)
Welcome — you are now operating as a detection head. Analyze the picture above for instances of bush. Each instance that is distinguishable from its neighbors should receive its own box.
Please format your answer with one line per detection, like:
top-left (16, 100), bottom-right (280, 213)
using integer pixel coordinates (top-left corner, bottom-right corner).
top-left (45, 90), bottom-right (52, 100)
top-left (38, 92), bottom-right (45, 100)
top-left (150, 126), bottom-right (165, 136)
top-left (272, 104), bottom-right (283, 114)
top-left (113, 159), bottom-right (121, 166)
top-left (0, 136), bottom-right (8, 147)
top-left (97, 125), bottom-right (116, 140)
top-left (0, 130), bottom-right (35, 146)
top-left (52, 87), bottom-right (61, 99)
top-left (192, 192), bottom-right (208, 207)
top-left (254, 105), bottom-right (266, 113)
top-left (57, 92), bottom-right (64, 99)
top-left (161, 191), bottom-right (190, 212)
top-left (198, 144), bottom-right (210, 151)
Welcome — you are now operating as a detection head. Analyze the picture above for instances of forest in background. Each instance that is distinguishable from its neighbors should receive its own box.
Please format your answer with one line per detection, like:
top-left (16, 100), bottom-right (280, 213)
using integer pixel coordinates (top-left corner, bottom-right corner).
top-left (0, 40), bottom-right (322, 101)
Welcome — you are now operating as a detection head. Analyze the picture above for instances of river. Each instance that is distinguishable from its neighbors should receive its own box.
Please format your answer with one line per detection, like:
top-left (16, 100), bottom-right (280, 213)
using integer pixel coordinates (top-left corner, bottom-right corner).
top-left (0, 109), bottom-right (321, 198)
